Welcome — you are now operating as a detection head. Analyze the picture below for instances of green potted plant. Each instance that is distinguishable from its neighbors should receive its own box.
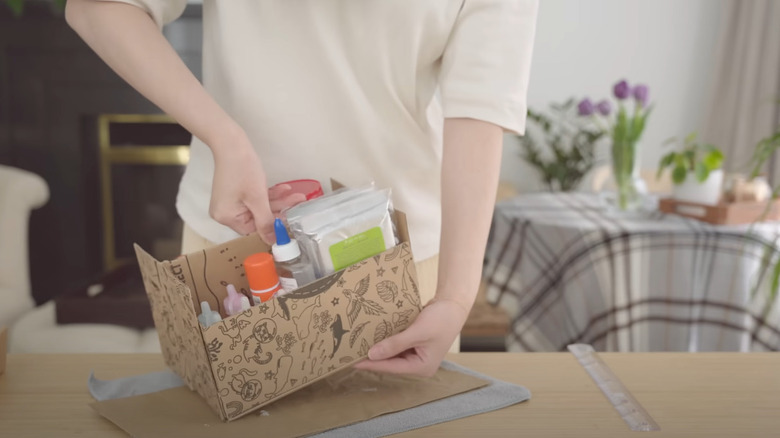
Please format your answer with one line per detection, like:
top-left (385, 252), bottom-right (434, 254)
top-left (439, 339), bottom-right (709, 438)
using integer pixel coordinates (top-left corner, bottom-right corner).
top-left (519, 99), bottom-right (605, 192)
top-left (657, 132), bottom-right (725, 205)
top-left (747, 131), bottom-right (780, 184)
top-left (746, 130), bottom-right (780, 310)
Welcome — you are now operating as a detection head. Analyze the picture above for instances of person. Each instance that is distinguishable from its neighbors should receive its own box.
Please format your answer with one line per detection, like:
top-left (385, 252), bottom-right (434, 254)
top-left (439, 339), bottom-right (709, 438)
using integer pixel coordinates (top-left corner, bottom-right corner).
top-left (66, 0), bottom-right (538, 376)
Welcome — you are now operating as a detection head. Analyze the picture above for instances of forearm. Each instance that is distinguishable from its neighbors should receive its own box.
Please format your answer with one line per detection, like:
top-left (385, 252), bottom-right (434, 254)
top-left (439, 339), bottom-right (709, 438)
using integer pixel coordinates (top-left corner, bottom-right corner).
top-left (65, 0), bottom-right (243, 152)
top-left (436, 118), bottom-right (504, 312)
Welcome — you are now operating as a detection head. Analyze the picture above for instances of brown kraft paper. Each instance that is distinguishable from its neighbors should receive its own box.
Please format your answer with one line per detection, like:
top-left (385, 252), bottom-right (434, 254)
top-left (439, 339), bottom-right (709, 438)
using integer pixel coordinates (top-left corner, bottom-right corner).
top-left (90, 365), bottom-right (489, 438)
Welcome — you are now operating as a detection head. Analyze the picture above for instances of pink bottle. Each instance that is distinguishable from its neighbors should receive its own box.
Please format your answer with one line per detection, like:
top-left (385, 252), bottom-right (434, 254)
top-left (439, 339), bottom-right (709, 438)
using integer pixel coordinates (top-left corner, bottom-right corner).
top-left (223, 284), bottom-right (251, 316)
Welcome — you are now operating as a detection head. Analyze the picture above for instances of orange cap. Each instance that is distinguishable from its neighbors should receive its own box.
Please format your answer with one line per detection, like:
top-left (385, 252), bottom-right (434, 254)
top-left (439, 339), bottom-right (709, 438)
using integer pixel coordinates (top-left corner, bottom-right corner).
top-left (243, 252), bottom-right (282, 302)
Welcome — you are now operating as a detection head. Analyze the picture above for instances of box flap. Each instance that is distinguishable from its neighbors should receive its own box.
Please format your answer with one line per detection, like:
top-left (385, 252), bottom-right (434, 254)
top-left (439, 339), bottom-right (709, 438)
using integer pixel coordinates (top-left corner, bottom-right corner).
top-left (134, 244), bottom-right (223, 417)
top-left (393, 210), bottom-right (410, 244)
top-left (165, 234), bottom-right (268, 315)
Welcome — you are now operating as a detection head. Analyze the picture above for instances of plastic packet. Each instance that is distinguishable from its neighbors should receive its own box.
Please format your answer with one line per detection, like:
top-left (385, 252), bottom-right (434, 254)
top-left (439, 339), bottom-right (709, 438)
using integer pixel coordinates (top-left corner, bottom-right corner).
top-left (287, 186), bottom-right (397, 278)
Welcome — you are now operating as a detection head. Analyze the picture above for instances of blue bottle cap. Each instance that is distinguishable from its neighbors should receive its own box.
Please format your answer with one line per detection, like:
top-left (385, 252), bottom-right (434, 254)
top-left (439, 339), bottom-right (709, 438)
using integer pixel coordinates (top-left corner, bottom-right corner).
top-left (274, 218), bottom-right (291, 246)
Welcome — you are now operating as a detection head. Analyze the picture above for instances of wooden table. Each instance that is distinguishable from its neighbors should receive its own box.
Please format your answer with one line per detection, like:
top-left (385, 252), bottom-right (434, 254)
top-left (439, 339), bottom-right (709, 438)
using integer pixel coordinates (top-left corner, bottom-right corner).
top-left (1, 352), bottom-right (779, 437)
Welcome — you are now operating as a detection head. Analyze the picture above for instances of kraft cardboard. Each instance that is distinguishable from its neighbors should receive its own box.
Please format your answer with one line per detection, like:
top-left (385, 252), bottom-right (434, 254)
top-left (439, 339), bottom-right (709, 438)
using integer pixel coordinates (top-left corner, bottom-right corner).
top-left (134, 211), bottom-right (421, 421)
top-left (0, 326), bottom-right (6, 376)
top-left (90, 366), bottom-right (489, 438)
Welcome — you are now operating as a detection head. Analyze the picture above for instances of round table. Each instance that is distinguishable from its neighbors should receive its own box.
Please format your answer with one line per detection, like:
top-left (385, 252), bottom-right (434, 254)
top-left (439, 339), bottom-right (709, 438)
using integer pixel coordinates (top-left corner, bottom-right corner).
top-left (484, 192), bottom-right (780, 352)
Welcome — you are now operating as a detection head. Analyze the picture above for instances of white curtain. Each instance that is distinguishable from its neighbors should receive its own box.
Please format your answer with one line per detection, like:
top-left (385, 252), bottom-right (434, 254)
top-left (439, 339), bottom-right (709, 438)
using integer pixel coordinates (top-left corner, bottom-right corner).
top-left (702, 0), bottom-right (780, 182)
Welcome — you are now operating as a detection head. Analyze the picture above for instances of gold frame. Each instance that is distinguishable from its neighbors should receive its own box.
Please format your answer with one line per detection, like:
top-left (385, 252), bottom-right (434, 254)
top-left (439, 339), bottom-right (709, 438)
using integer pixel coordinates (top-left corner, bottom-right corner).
top-left (98, 114), bottom-right (190, 270)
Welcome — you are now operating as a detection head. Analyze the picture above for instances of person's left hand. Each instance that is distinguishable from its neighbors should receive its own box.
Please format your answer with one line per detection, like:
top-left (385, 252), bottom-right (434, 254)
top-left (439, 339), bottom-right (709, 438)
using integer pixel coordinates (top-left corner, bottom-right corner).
top-left (353, 298), bottom-right (469, 376)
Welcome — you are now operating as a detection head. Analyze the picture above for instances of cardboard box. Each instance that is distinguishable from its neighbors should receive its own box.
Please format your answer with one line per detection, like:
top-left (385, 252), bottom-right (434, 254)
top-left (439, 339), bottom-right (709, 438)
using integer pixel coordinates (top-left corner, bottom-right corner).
top-left (134, 211), bottom-right (421, 421)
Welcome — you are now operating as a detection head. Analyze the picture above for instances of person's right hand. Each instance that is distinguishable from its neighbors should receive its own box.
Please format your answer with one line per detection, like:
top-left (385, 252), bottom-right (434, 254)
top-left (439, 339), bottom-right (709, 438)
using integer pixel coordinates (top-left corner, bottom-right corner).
top-left (209, 133), bottom-right (277, 244)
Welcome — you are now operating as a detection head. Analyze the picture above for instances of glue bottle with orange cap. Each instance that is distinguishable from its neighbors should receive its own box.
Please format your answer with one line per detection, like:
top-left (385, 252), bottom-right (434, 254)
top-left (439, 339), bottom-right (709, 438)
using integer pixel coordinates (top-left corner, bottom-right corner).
top-left (243, 252), bottom-right (284, 303)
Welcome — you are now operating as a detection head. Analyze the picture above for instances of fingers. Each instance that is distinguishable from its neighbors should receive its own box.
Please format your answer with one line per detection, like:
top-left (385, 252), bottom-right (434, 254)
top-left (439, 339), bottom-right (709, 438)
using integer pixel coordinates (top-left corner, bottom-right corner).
top-left (210, 185), bottom-right (274, 241)
top-left (245, 200), bottom-right (275, 244)
top-left (368, 328), bottom-right (419, 361)
top-left (353, 355), bottom-right (435, 376)
top-left (269, 183), bottom-right (307, 216)
top-left (270, 192), bottom-right (307, 216)
top-left (267, 183), bottom-right (292, 200)
top-left (209, 203), bottom-right (257, 236)
top-left (354, 305), bottom-right (459, 376)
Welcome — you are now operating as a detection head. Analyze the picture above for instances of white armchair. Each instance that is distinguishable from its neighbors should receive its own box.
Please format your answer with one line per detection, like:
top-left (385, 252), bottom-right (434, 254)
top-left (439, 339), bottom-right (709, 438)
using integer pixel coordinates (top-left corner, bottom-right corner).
top-left (0, 165), bottom-right (49, 329)
top-left (1, 164), bottom-right (160, 353)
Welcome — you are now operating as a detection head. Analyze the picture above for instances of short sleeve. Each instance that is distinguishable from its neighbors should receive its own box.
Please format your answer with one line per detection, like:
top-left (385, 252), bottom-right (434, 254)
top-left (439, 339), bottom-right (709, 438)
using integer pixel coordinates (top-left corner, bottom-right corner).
top-left (98, 0), bottom-right (187, 29)
top-left (439, 0), bottom-right (538, 134)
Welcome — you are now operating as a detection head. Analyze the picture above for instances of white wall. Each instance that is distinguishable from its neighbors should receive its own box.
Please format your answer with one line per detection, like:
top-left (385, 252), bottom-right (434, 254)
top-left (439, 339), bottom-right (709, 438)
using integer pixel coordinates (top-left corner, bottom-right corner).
top-left (503, 0), bottom-right (726, 192)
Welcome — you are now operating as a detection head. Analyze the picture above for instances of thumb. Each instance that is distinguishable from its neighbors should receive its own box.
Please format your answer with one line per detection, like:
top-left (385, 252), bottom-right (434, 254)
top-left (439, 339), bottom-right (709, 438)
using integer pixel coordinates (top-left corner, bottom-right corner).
top-left (255, 212), bottom-right (276, 245)
top-left (368, 328), bottom-right (419, 361)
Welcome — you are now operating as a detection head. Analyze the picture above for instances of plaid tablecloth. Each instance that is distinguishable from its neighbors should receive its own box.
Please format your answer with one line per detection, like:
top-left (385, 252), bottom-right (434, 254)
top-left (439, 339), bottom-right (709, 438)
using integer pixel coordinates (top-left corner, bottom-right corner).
top-left (484, 193), bottom-right (780, 352)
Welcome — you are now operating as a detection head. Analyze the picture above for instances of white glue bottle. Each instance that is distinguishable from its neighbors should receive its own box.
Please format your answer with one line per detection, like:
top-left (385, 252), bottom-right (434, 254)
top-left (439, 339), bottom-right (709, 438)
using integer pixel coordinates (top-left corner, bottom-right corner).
top-left (272, 218), bottom-right (316, 292)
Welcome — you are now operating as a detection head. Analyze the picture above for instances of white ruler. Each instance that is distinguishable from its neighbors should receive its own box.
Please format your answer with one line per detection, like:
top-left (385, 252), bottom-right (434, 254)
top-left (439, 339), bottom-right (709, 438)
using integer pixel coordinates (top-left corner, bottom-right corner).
top-left (567, 344), bottom-right (661, 432)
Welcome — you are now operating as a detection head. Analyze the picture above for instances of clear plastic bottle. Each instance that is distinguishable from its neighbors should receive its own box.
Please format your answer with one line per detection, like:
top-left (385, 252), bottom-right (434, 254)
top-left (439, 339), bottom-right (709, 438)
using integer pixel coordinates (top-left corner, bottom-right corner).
top-left (272, 219), bottom-right (316, 292)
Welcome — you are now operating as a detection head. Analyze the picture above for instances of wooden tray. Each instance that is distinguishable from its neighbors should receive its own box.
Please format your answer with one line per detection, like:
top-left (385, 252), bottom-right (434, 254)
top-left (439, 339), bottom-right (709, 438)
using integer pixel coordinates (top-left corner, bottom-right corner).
top-left (658, 197), bottom-right (780, 225)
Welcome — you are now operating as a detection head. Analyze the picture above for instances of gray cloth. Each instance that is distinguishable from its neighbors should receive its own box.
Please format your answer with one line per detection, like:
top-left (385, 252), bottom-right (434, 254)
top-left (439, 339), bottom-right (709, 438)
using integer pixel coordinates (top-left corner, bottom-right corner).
top-left (312, 361), bottom-right (531, 438)
top-left (89, 369), bottom-right (184, 401)
top-left (87, 361), bottom-right (530, 437)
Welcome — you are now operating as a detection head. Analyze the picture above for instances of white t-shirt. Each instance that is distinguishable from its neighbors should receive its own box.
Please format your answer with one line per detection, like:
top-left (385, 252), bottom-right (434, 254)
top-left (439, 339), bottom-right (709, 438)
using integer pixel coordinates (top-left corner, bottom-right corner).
top-left (109, 0), bottom-right (537, 262)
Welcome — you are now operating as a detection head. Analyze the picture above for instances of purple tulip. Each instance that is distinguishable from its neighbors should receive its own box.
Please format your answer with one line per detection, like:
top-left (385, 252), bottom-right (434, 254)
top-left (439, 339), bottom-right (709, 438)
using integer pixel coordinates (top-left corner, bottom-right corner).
top-left (596, 100), bottom-right (611, 116)
top-left (613, 80), bottom-right (630, 100)
top-left (633, 84), bottom-right (649, 107)
top-left (578, 98), bottom-right (595, 116)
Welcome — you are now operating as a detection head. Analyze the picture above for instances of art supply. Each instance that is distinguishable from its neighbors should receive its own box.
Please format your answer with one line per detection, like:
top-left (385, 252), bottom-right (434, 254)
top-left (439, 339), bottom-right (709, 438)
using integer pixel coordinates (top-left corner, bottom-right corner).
top-left (272, 219), bottom-right (316, 292)
top-left (197, 301), bottom-right (221, 328)
top-left (284, 185), bottom-right (373, 224)
top-left (223, 284), bottom-right (251, 316)
top-left (287, 186), bottom-right (397, 277)
top-left (567, 344), bottom-right (660, 431)
top-left (243, 252), bottom-right (284, 303)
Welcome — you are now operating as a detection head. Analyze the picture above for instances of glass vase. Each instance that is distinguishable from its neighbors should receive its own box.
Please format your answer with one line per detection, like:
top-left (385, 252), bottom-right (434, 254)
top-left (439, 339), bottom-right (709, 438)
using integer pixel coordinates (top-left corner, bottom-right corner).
top-left (610, 140), bottom-right (644, 211)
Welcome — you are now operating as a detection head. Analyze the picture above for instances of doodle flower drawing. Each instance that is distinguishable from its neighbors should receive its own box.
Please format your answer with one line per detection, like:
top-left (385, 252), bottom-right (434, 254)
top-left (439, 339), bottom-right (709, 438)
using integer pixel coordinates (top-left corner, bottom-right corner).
top-left (276, 332), bottom-right (297, 355)
top-left (313, 310), bottom-right (333, 333)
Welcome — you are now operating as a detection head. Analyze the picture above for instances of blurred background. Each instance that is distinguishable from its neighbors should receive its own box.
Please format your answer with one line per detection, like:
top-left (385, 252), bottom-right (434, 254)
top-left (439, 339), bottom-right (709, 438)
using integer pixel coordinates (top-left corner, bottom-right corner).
top-left (1, 0), bottom-right (778, 353)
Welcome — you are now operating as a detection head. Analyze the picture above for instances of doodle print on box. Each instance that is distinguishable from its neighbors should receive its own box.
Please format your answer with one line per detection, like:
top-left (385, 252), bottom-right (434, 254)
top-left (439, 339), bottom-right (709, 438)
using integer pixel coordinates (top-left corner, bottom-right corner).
top-left (135, 210), bottom-right (421, 421)
top-left (134, 245), bottom-right (222, 417)
top-left (166, 234), bottom-right (266, 316)
top-left (202, 241), bottom-right (420, 420)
